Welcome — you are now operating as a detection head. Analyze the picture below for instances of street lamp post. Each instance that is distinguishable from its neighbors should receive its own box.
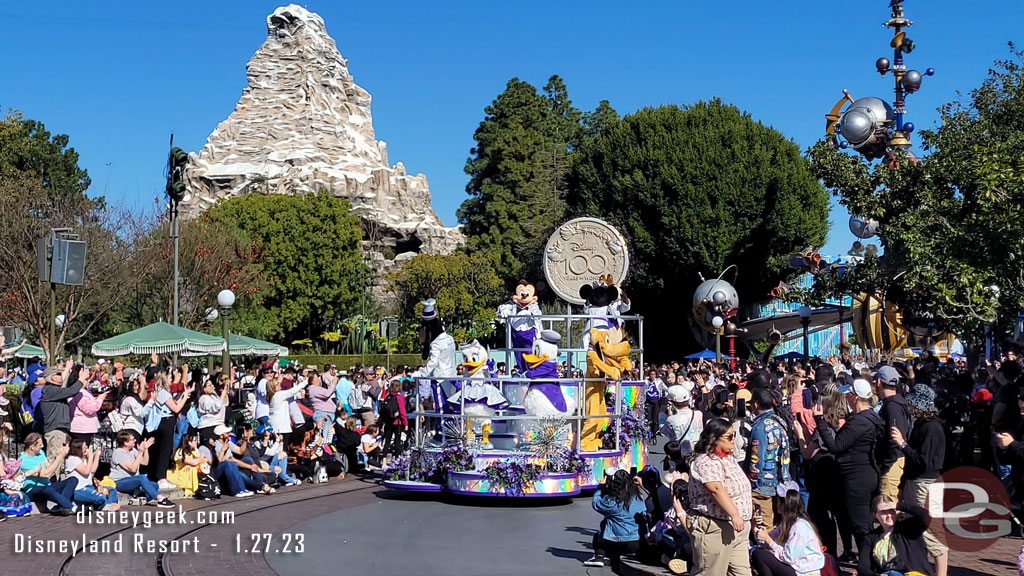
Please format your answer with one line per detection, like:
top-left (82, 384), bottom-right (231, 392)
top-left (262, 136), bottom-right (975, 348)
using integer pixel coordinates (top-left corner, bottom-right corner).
top-left (798, 306), bottom-right (812, 368)
top-left (725, 322), bottom-right (737, 371)
top-left (217, 289), bottom-right (235, 381)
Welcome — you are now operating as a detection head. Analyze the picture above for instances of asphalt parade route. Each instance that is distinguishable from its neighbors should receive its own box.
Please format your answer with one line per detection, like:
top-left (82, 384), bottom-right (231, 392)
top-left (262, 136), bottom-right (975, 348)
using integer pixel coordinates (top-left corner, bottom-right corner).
top-left (267, 490), bottom-right (600, 576)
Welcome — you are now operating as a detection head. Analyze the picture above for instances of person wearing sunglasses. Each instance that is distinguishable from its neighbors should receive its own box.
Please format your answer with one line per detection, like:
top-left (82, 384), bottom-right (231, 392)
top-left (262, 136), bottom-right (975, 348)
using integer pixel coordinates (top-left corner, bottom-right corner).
top-left (858, 495), bottom-right (934, 576)
top-left (686, 418), bottom-right (753, 576)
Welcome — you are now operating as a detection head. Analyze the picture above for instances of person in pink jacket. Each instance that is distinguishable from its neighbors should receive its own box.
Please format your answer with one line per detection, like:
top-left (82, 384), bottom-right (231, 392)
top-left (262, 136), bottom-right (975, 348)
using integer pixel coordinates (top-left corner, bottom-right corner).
top-left (69, 367), bottom-right (111, 444)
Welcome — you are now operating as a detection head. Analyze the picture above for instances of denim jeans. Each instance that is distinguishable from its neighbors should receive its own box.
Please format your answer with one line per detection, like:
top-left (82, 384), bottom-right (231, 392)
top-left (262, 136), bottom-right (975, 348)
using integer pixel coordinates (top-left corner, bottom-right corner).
top-left (27, 477), bottom-right (78, 511)
top-left (115, 474), bottom-right (160, 500)
top-left (173, 413), bottom-right (191, 452)
top-left (74, 487), bottom-right (118, 510)
top-left (211, 461), bottom-right (261, 495)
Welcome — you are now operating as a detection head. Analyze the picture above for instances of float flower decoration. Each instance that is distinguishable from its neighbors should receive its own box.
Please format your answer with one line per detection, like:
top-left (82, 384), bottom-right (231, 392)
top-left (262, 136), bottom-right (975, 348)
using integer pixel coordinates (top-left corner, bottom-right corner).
top-left (600, 406), bottom-right (651, 450)
top-left (482, 458), bottom-right (542, 496)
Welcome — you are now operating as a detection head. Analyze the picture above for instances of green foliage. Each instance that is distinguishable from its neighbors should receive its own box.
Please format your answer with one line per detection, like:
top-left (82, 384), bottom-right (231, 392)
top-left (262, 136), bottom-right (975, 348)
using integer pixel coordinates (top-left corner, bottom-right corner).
top-left (0, 110), bottom-right (96, 210)
top-left (808, 44), bottom-right (1024, 333)
top-left (566, 101), bottom-right (829, 356)
top-left (388, 252), bottom-right (505, 343)
top-left (281, 354), bottom-right (423, 370)
top-left (458, 76), bottom-right (581, 283)
top-left (205, 191), bottom-right (367, 342)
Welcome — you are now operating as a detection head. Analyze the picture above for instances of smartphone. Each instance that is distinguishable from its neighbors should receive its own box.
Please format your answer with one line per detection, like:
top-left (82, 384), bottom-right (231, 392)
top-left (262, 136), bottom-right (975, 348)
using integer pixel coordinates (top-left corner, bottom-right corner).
top-left (737, 399), bottom-right (747, 419)
top-left (630, 466), bottom-right (638, 477)
top-left (802, 388), bottom-right (814, 407)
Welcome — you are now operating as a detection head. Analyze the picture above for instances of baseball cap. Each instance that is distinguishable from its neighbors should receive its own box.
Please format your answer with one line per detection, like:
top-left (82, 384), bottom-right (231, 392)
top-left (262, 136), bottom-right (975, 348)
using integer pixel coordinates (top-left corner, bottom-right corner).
top-left (213, 424), bottom-right (233, 436)
top-left (255, 424), bottom-right (274, 435)
top-left (874, 365), bottom-right (900, 387)
top-left (667, 383), bottom-right (694, 403)
top-left (839, 379), bottom-right (873, 400)
top-left (42, 366), bottom-right (62, 380)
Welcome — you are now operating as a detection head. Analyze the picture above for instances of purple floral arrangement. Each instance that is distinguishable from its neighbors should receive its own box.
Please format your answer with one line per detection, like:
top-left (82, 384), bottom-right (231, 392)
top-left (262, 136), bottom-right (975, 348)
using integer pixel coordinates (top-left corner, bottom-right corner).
top-left (545, 447), bottom-right (591, 476)
top-left (430, 444), bottom-right (475, 483)
top-left (600, 407), bottom-right (652, 450)
top-left (383, 443), bottom-right (475, 483)
top-left (482, 458), bottom-right (542, 496)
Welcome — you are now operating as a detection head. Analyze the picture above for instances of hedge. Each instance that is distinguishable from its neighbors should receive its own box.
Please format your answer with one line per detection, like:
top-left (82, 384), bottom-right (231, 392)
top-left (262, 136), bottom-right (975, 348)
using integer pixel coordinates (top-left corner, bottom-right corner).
top-left (282, 354), bottom-right (423, 371)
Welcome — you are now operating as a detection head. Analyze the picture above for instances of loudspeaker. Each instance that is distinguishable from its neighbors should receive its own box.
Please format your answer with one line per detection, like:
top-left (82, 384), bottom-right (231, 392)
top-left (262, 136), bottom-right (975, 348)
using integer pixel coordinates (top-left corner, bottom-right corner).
top-left (51, 238), bottom-right (87, 286)
top-left (2, 326), bottom-right (21, 344)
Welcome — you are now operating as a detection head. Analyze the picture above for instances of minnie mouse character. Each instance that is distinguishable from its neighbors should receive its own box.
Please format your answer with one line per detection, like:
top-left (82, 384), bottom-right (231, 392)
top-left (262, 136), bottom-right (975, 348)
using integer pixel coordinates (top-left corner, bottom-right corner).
top-left (579, 275), bottom-right (631, 350)
top-left (497, 280), bottom-right (543, 372)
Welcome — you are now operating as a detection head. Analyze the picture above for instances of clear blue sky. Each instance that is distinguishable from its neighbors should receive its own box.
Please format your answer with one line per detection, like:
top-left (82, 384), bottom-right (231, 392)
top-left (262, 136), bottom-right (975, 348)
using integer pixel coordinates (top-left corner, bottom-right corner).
top-left (2, 0), bottom-right (1021, 259)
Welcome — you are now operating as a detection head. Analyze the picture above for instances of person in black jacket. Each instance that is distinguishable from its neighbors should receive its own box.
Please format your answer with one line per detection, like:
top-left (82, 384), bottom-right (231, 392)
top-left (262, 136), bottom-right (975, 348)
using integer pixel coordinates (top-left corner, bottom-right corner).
top-left (891, 383), bottom-right (948, 576)
top-left (858, 495), bottom-right (934, 576)
top-left (875, 365), bottom-right (912, 502)
top-left (814, 378), bottom-right (884, 562)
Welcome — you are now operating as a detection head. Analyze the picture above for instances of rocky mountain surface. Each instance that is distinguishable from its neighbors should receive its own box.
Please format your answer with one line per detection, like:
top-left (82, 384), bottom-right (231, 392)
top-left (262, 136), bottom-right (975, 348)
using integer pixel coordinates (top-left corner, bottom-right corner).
top-left (180, 4), bottom-right (463, 281)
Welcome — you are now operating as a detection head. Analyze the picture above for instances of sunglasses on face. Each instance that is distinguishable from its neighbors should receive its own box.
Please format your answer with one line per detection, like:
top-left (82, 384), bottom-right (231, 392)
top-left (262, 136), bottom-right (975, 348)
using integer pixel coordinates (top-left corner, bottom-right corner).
top-left (720, 433), bottom-right (735, 441)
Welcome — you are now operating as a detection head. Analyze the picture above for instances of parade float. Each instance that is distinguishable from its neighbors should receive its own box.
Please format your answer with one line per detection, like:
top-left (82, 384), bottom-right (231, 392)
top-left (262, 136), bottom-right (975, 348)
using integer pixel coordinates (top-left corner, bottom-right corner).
top-left (383, 218), bottom-right (648, 497)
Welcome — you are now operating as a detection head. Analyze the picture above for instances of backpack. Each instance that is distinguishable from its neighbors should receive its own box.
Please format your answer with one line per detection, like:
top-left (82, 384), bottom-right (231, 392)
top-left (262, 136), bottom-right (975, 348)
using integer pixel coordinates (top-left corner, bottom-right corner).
top-left (106, 409), bottom-right (126, 432)
top-left (195, 472), bottom-right (221, 500)
top-left (379, 394), bottom-right (400, 425)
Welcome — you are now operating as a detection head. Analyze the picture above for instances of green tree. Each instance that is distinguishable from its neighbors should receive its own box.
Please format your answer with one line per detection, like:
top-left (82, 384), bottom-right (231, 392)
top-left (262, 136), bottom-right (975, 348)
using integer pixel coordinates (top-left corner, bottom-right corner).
top-left (204, 191), bottom-right (367, 342)
top-left (580, 100), bottom-right (620, 141)
top-left (110, 213), bottom-right (261, 335)
top-left (387, 252), bottom-right (505, 344)
top-left (808, 44), bottom-right (1024, 335)
top-left (458, 76), bottom-right (581, 283)
top-left (566, 101), bottom-right (829, 356)
top-left (0, 113), bottom-right (152, 361)
top-left (0, 110), bottom-right (97, 211)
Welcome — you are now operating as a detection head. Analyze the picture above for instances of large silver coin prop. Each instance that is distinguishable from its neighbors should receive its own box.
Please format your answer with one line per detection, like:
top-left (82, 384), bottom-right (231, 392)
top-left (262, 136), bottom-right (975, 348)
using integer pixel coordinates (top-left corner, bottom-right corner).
top-left (848, 215), bottom-right (879, 239)
top-left (543, 218), bottom-right (630, 305)
top-left (692, 279), bottom-right (739, 334)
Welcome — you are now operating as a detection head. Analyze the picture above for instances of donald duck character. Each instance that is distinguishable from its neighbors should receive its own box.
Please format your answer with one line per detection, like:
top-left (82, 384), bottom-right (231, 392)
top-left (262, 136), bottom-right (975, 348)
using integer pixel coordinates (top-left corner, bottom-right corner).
top-left (446, 340), bottom-right (509, 449)
top-left (522, 329), bottom-right (577, 418)
top-left (497, 280), bottom-right (543, 372)
top-left (580, 325), bottom-right (632, 452)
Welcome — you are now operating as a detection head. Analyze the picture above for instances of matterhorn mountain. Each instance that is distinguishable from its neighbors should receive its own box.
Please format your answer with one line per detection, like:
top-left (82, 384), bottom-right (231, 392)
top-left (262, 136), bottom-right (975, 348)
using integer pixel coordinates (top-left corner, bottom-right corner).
top-left (180, 4), bottom-right (462, 272)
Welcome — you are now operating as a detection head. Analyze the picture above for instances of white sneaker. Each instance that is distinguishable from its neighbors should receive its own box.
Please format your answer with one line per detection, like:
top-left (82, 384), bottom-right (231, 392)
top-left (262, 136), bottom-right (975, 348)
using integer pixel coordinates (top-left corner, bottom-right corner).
top-left (235, 490), bottom-right (254, 498)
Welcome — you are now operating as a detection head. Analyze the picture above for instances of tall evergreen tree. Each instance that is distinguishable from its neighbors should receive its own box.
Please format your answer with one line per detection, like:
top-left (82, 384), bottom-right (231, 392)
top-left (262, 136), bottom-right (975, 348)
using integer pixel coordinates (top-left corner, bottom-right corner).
top-left (567, 101), bottom-right (829, 356)
top-left (580, 100), bottom-right (620, 141)
top-left (458, 76), bottom-right (581, 284)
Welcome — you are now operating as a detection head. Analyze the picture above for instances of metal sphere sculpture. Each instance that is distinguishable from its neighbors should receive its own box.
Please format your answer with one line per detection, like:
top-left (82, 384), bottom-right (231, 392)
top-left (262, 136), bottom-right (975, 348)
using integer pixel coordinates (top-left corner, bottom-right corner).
top-left (824, 0), bottom-right (934, 161)
top-left (693, 279), bottom-right (739, 334)
top-left (848, 215), bottom-right (879, 239)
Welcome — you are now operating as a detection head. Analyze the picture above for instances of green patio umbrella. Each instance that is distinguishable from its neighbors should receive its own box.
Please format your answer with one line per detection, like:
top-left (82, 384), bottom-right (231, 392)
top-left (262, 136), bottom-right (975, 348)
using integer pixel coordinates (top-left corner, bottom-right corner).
top-left (228, 333), bottom-right (288, 357)
top-left (179, 333), bottom-right (288, 358)
top-left (91, 322), bottom-right (225, 357)
top-left (14, 343), bottom-right (46, 359)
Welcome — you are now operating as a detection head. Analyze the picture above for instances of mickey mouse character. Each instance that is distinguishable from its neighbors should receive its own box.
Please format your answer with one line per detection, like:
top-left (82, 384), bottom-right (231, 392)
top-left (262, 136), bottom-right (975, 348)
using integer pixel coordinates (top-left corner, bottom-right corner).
top-left (497, 280), bottom-right (543, 372)
top-left (578, 275), bottom-right (631, 350)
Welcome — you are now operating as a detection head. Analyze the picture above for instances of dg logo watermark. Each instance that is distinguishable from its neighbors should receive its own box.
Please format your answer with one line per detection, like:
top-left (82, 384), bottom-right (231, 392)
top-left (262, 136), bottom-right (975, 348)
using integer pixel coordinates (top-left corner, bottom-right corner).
top-left (927, 466), bottom-right (1014, 552)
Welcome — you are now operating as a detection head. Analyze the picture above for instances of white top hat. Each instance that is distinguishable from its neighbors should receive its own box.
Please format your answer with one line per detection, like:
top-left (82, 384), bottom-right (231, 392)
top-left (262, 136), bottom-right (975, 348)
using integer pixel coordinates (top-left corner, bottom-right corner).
top-left (421, 299), bottom-right (437, 319)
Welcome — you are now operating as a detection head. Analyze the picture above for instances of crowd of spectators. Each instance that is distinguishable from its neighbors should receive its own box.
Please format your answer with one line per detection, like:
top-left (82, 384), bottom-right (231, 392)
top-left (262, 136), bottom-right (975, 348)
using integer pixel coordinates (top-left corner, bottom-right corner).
top-left (0, 355), bottom-right (415, 520)
top-left (592, 351), bottom-right (1024, 576)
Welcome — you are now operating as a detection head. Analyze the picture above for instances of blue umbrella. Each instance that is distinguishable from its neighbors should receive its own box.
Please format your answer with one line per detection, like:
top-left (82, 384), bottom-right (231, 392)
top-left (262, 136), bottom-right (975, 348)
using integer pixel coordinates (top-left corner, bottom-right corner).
top-left (685, 350), bottom-right (734, 360)
top-left (774, 350), bottom-right (805, 360)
